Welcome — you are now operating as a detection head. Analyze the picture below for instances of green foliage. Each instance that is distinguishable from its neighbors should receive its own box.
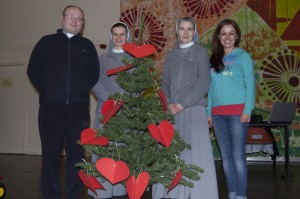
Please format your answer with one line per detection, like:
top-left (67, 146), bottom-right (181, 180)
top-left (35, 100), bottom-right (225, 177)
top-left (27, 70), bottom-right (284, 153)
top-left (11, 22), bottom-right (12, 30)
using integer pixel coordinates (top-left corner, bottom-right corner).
top-left (76, 55), bottom-right (203, 188)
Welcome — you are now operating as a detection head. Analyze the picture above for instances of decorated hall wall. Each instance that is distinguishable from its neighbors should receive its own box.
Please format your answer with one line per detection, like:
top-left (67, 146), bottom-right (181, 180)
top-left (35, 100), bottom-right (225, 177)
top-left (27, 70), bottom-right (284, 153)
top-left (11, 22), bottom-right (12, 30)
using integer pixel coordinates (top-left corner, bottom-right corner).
top-left (120, 0), bottom-right (300, 159)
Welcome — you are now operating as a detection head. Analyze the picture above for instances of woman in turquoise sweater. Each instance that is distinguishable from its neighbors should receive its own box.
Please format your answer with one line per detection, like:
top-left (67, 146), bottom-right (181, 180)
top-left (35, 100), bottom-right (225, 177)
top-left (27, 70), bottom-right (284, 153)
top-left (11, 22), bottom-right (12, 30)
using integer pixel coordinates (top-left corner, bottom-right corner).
top-left (207, 19), bottom-right (255, 199)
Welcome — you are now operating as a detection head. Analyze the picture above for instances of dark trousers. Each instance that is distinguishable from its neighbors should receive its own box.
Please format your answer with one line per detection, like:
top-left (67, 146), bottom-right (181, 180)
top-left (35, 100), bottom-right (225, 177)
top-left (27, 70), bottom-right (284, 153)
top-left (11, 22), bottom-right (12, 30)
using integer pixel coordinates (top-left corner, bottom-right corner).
top-left (38, 104), bottom-right (90, 199)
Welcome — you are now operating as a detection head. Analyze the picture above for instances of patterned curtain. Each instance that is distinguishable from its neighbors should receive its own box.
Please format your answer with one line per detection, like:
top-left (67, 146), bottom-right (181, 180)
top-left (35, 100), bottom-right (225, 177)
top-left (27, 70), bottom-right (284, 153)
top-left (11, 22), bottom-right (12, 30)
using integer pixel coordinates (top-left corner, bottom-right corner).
top-left (120, 0), bottom-right (300, 158)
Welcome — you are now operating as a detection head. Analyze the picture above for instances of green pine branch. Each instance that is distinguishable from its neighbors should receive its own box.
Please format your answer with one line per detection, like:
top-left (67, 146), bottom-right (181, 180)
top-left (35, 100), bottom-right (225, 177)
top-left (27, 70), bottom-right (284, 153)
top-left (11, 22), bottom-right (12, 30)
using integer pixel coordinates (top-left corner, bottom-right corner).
top-left (76, 55), bottom-right (203, 188)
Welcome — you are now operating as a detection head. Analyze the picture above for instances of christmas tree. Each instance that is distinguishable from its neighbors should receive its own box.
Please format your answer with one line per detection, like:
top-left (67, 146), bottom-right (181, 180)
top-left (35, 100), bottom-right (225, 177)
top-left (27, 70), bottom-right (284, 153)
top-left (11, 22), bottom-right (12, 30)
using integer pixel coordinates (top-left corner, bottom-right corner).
top-left (76, 21), bottom-right (203, 198)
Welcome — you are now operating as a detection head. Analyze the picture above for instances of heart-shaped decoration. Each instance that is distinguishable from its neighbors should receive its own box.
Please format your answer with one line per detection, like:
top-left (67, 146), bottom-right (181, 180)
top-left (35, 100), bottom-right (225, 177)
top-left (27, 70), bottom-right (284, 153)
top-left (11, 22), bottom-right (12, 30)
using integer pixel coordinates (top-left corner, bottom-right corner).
top-left (85, 136), bottom-right (109, 146)
top-left (81, 128), bottom-right (97, 144)
top-left (101, 100), bottom-right (115, 116)
top-left (158, 89), bottom-right (167, 113)
top-left (168, 170), bottom-right (182, 192)
top-left (101, 100), bottom-right (124, 124)
top-left (78, 170), bottom-right (105, 195)
top-left (148, 120), bottom-right (174, 147)
top-left (126, 172), bottom-right (150, 199)
top-left (123, 43), bottom-right (156, 58)
top-left (80, 128), bottom-right (109, 146)
top-left (106, 64), bottom-right (134, 76)
top-left (96, 158), bottom-right (130, 184)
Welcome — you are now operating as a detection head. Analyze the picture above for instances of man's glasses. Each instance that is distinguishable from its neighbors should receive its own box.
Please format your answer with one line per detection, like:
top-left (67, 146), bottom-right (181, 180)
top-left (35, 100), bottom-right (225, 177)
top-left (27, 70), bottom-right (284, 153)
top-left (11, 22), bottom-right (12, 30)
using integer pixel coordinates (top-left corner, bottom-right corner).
top-left (63, 14), bottom-right (84, 23)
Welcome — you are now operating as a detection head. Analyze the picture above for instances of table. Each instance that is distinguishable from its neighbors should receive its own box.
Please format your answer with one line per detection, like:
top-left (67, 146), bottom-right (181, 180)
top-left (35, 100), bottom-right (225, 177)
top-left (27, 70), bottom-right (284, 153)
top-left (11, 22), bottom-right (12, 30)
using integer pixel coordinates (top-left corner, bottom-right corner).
top-left (249, 122), bottom-right (291, 181)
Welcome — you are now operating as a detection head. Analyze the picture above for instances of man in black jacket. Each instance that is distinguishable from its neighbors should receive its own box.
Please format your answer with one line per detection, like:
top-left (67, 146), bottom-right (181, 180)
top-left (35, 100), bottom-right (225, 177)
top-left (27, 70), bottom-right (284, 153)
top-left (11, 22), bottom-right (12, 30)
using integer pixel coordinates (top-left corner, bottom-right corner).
top-left (27, 5), bottom-right (99, 199)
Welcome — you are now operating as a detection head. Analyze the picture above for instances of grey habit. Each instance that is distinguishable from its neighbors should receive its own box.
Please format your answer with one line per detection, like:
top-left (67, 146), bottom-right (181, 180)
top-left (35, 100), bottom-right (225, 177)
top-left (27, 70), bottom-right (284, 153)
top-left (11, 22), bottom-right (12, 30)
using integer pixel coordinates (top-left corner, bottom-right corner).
top-left (88, 22), bottom-right (131, 199)
top-left (152, 23), bottom-right (218, 199)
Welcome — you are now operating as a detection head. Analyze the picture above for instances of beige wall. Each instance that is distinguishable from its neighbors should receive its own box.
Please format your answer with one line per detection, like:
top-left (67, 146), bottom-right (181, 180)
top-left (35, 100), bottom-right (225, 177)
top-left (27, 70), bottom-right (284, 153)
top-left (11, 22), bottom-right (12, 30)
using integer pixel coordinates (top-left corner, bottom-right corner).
top-left (0, 0), bottom-right (121, 154)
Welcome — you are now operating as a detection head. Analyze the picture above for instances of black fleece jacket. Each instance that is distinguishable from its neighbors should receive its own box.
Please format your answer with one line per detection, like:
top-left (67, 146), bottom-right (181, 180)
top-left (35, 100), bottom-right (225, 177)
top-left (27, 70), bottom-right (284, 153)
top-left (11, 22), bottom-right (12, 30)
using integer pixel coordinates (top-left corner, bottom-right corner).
top-left (27, 29), bottom-right (99, 107)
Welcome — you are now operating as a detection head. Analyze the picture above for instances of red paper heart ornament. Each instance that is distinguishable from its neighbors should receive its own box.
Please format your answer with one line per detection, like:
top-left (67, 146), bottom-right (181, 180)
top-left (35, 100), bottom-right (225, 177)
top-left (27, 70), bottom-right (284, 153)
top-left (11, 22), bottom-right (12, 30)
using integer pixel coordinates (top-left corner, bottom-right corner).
top-left (106, 64), bottom-right (134, 76)
top-left (85, 136), bottom-right (109, 146)
top-left (168, 170), bottom-right (182, 192)
top-left (158, 89), bottom-right (167, 112)
top-left (126, 172), bottom-right (150, 199)
top-left (122, 43), bottom-right (156, 58)
top-left (101, 100), bottom-right (114, 116)
top-left (148, 120), bottom-right (174, 147)
top-left (80, 128), bottom-right (109, 146)
top-left (81, 128), bottom-right (97, 144)
top-left (96, 158), bottom-right (130, 184)
top-left (101, 100), bottom-right (124, 124)
top-left (78, 170), bottom-right (105, 195)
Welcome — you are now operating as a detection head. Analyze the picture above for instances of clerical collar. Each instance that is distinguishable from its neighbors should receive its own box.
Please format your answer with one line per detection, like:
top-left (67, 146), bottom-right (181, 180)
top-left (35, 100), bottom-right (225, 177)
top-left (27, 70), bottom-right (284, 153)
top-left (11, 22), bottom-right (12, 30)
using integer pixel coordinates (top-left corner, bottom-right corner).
top-left (180, 41), bottom-right (194, 48)
top-left (63, 31), bottom-right (75, 38)
top-left (112, 48), bottom-right (124, 53)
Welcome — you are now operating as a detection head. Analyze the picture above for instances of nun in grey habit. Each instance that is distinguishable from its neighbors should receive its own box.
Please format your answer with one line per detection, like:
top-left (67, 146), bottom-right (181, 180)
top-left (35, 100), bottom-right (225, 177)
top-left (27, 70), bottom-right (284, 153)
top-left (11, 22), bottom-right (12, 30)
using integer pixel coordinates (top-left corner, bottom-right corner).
top-left (152, 16), bottom-right (219, 199)
top-left (88, 22), bottom-right (132, 199)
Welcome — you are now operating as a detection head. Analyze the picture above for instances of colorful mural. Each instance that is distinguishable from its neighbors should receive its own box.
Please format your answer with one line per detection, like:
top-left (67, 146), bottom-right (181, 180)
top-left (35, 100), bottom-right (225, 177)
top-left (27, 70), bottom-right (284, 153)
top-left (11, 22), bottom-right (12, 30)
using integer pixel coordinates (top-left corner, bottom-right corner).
top-left (120, 0), bottom-right (300, 158)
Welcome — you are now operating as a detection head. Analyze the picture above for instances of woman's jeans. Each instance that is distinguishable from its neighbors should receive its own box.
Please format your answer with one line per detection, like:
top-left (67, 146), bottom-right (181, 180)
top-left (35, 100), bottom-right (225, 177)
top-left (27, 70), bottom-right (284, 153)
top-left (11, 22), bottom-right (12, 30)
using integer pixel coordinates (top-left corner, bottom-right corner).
top-left (212, 115), bottom-right (248, 198)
